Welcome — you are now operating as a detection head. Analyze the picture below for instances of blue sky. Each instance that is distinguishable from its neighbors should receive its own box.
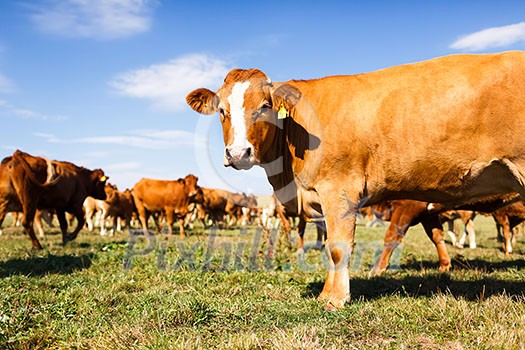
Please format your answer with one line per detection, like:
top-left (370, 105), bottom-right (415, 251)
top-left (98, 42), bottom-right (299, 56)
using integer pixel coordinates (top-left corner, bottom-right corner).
top-left (1, 1), bottom-right (525, 195)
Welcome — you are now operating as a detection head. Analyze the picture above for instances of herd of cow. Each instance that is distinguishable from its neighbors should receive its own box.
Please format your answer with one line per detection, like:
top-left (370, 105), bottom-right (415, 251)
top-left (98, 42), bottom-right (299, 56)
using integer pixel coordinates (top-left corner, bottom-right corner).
top-left (1, 150), bottom-right (525, 276)
top-left (2, 51), bottom-right (525, 310)
top-left (0, 150), bottom-right (263, 248)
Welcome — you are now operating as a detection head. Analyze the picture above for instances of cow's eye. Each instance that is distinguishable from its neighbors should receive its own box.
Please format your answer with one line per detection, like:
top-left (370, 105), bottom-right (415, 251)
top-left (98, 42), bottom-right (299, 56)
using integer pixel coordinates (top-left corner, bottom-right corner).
top-left (219, 108), bottom-right (227, 122)
top-left (254, 105), bottom-right (271, 120)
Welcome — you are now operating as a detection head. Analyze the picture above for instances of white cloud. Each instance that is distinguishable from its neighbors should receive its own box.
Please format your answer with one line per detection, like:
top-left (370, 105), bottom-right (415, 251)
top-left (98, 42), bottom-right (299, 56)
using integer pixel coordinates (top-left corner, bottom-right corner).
top-left (450, 22), bottom-right (525, 51)
top-left (34, 128), bottom-right (204, 150)
top-left (109, 53), bottom-right (231, 112)
top-left (0, 100), bottom-right (68, 121)
top-left (30, 0), bottom-right (157, 40)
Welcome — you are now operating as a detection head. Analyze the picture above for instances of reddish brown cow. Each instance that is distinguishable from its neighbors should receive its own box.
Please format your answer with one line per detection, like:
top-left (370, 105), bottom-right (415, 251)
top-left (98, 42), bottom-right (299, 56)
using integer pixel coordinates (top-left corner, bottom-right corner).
top-left (0, 150), bottom-right (108, 249)
top-left (188, 52), bottom-right (525, 308)
top-left (132, 174), bottom-right (200, 237)
top-left (370, 200), bottom-right (452, 276)
top-left (372, 194), bottom-right (520, 275)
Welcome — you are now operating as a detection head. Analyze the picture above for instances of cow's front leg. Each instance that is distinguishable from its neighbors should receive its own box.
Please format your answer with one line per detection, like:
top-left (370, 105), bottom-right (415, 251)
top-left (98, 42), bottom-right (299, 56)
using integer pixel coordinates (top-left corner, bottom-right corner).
top-left (317, 186), bottom-right (361, 309)
top-left (178, 218), bottom-right (185, 237)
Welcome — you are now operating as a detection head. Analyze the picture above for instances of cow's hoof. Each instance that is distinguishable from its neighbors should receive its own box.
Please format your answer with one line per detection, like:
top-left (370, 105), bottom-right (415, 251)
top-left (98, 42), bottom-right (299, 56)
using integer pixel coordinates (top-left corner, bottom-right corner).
top-left (469, 243), bottom-right (477, 249)
top-left (438, 264), bottom-right (451, 272)
top-left (318, 292), bottom-right (350, 310)
top-left (369, 267), bottom-right (385, 277)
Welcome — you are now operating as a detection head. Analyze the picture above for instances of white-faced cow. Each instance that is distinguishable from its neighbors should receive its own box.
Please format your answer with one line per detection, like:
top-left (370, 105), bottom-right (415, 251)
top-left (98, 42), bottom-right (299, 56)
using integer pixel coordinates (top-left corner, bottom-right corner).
top-left (187, 51), bottom-right (525, 309)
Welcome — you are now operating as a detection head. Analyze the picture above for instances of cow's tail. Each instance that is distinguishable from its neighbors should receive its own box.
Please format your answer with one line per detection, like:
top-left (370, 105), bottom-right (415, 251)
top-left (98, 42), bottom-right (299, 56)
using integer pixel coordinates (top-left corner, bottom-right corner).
top-left (13, 150), bottom-right (61, 187)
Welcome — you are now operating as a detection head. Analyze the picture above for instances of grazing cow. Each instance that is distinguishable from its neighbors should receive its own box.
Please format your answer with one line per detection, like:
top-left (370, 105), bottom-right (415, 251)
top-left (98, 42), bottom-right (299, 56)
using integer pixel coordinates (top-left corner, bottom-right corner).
top-left (187, 51), bottom-right (525, 308)
top-left (0, 150), bottom-right (107, 249)
top-left (132, 174), bottom-right (200, 237)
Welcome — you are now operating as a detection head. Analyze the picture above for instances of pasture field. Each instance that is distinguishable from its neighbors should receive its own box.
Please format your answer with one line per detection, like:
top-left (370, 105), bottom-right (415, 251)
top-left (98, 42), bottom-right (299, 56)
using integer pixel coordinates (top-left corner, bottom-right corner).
top-left (1, 215), bottom-right (525, 349)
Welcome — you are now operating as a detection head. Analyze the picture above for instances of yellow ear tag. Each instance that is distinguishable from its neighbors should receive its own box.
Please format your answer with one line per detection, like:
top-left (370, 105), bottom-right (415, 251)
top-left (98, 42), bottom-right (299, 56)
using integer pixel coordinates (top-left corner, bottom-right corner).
top-left (278, 103), bottom-right (288, 119)
top-left (100, 176), bottom-right (107, 182)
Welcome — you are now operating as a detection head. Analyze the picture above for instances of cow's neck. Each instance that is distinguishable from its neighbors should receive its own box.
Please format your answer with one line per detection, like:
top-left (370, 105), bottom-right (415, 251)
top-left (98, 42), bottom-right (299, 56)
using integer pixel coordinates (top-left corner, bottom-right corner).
top-left (260, 116), bottom-right (314, 214)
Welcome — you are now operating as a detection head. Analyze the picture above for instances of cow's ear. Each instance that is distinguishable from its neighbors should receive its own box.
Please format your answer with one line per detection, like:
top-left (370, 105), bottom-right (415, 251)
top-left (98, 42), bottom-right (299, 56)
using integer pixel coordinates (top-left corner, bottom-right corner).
top-left (177, 178), bottom-right (186, 184)
top-left (271, 84), bottom-right (301, 117)
top-left (186, 88), bottom-right (219, 115)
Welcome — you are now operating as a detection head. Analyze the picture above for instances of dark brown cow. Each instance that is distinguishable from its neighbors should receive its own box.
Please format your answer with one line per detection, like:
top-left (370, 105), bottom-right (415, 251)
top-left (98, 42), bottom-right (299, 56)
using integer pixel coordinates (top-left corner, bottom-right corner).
top-left (188, 52), bottom-right (525, 308)
top-left (131, 174), bottom-right (200, 237)
top-left (0, 150), bottom-right (108, 249)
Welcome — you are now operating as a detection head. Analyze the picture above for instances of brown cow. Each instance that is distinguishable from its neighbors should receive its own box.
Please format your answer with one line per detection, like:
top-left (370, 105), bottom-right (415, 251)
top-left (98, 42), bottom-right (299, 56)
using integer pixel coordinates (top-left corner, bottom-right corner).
top-left (0, 150), bottom-right (107, 249)
top-left (132, 174), bottom-right (200, 237)
top-left (187, 51), bottom-right (525, 308)
top-left (198, 188), bottom-right (252, 228)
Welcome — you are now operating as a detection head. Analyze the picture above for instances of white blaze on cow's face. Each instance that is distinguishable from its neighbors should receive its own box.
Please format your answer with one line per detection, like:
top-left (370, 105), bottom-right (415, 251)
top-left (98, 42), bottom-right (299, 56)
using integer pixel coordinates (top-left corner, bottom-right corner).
top-left (224, 81), bottom-right (256, 169)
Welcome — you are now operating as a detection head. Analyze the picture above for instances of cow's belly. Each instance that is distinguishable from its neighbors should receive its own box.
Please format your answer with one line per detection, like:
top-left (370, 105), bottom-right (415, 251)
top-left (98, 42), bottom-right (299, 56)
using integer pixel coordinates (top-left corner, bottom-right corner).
top-left (373, 158), bottom-right (525, 206)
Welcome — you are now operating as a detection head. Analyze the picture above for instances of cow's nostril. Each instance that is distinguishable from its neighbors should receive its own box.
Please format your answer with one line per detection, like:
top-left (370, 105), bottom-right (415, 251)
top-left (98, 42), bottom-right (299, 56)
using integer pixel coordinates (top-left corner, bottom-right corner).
top-left (245, 147), bottom-right (251, 158)
top-left (225, 148), bottom-right (232, 160)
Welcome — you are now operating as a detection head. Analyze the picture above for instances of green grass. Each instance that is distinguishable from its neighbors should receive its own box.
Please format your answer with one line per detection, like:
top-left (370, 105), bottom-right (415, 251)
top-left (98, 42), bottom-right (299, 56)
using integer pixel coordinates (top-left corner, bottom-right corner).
top-left (1, 216), bottom-right (525, 349)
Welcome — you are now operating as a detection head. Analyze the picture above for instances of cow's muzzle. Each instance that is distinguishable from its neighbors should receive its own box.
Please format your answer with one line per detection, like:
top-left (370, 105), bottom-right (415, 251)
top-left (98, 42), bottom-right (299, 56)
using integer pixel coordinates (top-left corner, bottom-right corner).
top-left (224, 146), bottom-right (256, 170)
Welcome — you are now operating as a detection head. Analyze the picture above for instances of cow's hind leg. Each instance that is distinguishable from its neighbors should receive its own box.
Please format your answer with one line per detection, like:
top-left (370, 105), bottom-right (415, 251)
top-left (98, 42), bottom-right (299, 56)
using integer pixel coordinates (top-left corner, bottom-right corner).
top-left (370, 203), bottom-right (414, 276)
top-left (315, 220), bottom-right (327, 250)
top-left (421, 215), bottom-right (451, 272)
top-left (493, 214), bottom-right (513, 254)
top-left (65, 207), bottom-right (86, 243)
top-left (34, 210), bottom-right (45, 238)
top-left (56, 210), bottom-right (69, 245)
top-left (296, 218), bottom-right (307, 253)
top-left (0, 203), bottom-right (7, 235)
top-left (22, 206), bottom-right (42, 250)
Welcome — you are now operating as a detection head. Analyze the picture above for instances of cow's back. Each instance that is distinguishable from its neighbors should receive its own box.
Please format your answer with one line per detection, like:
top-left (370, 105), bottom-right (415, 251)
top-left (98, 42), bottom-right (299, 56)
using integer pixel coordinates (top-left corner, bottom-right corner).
top-left (289, 51), bottom-right (525, 204)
